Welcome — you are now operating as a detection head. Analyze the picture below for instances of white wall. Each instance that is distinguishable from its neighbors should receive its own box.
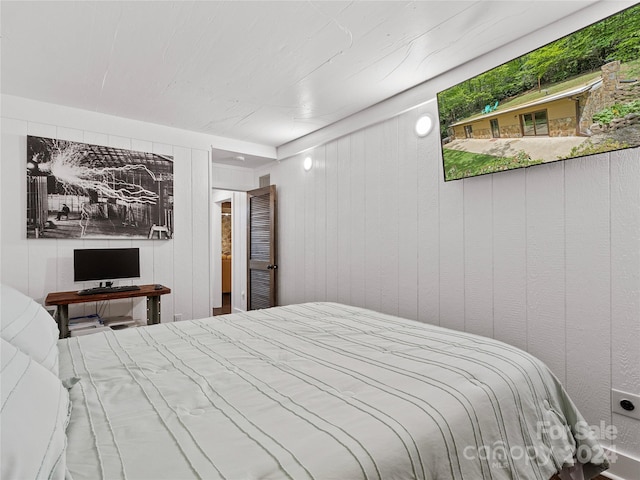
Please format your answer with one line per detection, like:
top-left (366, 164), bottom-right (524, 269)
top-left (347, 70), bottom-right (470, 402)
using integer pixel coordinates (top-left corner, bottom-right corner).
top-left (0, 95), bottom-right (259, 323)
top-left (265, 2), bottom-right (640, 470)
top-left (267, 98), bottom-right (640, 468)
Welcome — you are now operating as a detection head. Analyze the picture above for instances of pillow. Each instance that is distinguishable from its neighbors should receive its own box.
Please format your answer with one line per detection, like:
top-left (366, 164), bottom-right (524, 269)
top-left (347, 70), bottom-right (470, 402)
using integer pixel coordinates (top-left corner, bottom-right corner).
top-left (1, 338), bottom-right (69, 480)
top-left (0, 284), bottom-right (59, 375)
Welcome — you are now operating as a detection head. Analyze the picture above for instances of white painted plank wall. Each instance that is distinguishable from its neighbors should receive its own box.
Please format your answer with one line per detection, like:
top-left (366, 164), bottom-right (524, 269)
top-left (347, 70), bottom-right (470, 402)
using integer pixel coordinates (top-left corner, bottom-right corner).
top-left (336, 136), bottom-right (352, 305)
top-left (0, 106), bottom-right (213, 324)
top-left (492, 169), bottom-right (527, 351)
top-left (416, 106), bottom-right (440, 326)
top-left (268, 107), bottom-right (640, 460)
top-left (191, 149), bottom-right (211, 320)
top-left (325, 141), bottom-right (339, 302)
top-left (397, 108), bottom-right (419, 322)
top-left (610, 149), bottom-right (640, 453)
top-left (231, 191), bottom-right (248, 312)
top-left (565, 154), bottom-right (611, 443)
top-left (526, 162), bottom-right (567, 385)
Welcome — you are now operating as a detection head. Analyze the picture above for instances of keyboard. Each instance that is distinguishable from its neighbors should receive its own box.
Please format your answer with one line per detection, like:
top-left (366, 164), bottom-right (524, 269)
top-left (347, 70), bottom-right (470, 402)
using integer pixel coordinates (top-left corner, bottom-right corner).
top-left (77, 285), bottom-right (141, 296)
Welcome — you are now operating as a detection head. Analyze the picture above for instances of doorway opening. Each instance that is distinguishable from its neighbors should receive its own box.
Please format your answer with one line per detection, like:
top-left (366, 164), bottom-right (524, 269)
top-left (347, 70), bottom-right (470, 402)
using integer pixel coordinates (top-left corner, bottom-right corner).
top-left (212, 191), bottom-right (233, 316)
top-left (211, 189), bottom-right (248, 315)
top-left (215, 201), bottom-right (232, 315)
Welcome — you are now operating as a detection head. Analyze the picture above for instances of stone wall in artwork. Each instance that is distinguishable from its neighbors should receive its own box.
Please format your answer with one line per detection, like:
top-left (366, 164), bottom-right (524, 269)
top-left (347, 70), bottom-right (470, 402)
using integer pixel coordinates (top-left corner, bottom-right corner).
top-left (580, 61), bottom-right (620, 133)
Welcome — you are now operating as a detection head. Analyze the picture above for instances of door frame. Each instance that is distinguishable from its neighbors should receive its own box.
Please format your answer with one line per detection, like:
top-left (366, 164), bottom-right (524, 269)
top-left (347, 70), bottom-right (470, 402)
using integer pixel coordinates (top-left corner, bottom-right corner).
top-left (490, 118), bottom-right (500, 138)
top-left (520, 109), bottom-right (549, 136)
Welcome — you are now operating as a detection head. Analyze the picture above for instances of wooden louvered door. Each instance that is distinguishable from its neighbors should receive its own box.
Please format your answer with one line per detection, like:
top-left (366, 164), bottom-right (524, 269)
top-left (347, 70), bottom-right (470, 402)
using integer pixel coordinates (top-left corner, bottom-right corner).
top-left (247, 185), bottom-right (277, 310)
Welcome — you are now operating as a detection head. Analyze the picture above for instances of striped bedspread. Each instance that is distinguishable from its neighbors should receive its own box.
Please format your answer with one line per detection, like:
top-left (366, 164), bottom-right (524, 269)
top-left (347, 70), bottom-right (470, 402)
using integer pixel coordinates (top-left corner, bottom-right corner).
top-left (58, 302), bottom-right (607, 480)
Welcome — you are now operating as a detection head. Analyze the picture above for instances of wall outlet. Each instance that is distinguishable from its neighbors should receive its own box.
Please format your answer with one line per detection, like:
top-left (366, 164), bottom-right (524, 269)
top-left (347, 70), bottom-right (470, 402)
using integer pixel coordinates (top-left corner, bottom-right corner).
top-left (173, 313), bottom-right (183, 322)
top-left (611, 389), bottom-right (640, 421)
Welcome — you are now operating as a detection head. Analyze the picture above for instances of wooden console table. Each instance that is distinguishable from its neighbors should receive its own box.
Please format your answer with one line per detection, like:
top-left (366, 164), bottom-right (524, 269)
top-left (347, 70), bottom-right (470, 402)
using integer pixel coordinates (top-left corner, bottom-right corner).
top-left (45, 284), bottom-right (171, 339)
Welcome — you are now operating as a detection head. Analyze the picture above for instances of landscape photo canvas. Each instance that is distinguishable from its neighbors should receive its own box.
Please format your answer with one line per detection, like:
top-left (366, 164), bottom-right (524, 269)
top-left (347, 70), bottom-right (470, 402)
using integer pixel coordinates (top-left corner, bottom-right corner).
top-left (437, 4), bottom-right (639, 181)
top-left (26, 136), bottom-right (174, 239)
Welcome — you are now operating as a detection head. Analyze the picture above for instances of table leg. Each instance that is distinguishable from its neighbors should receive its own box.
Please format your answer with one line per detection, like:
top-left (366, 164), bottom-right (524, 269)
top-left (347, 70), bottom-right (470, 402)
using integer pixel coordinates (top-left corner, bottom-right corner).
top-left (57, 305), bottom-right (69, 339)
top-left (146, 296), bottom-right (161, 325)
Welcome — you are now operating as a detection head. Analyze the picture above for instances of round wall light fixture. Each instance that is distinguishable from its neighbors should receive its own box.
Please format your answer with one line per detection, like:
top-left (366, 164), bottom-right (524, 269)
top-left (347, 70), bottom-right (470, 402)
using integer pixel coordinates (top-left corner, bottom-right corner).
top-left (303, 156), bottom-right (313, 171)
top-left (415, 114), bottom-right (433, 137)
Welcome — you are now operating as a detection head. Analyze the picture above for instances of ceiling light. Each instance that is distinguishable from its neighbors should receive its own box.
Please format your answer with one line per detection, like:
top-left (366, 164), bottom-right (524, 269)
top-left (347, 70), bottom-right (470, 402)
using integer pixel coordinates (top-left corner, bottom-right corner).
top-left (415, 114), bottom-right (433, 137)
top-left (303, 156), bottom-right (313, 171)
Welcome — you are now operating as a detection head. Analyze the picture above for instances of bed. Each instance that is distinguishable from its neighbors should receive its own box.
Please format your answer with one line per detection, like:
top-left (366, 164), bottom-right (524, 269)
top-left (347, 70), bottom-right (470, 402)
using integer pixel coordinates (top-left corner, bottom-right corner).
top-left (1, 284), bottom-right (608, 480)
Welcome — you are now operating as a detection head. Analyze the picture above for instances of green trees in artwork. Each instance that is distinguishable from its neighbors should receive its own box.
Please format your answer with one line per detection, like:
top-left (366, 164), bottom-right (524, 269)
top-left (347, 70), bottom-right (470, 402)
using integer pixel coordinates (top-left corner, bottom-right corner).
top-left (437, 4), bottom-right (640, 137)
top-left (524, 42), bottom-right (565, 93)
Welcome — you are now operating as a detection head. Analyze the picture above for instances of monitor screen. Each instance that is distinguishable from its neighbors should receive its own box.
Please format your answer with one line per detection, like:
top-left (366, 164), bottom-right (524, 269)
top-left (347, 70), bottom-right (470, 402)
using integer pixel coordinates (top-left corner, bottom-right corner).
top-left (73, 248), bottom-right (140, 282)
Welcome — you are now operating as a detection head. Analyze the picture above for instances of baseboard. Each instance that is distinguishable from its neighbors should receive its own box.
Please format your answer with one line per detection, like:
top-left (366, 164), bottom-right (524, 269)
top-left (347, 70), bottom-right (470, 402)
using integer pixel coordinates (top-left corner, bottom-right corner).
top-left (233, 307), bottom-right (245, 314)
top-left (602, 447), bottom-right (640, 480)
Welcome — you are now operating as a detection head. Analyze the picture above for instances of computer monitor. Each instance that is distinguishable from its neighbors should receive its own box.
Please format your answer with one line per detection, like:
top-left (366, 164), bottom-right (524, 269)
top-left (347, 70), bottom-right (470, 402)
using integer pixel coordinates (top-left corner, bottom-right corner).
top-left (73, 248), bottom-right (140, 283)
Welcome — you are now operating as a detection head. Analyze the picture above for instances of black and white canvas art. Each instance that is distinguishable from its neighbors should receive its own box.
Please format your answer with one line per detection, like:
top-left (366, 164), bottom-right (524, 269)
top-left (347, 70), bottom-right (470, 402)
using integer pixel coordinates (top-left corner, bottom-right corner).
top-left (27, 136), bottom-right (174, 239)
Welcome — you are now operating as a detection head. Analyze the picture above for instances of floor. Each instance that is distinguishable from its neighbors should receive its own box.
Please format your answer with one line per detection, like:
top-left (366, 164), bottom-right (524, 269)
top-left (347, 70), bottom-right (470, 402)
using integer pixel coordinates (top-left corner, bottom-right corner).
top-left (213, 292), bottom-right (231, 316)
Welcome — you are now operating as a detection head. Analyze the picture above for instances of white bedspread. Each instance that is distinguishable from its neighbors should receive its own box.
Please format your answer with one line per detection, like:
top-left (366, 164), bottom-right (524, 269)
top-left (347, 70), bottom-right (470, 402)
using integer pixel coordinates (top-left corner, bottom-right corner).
top-left (58, 302), bottom-right (607, 480)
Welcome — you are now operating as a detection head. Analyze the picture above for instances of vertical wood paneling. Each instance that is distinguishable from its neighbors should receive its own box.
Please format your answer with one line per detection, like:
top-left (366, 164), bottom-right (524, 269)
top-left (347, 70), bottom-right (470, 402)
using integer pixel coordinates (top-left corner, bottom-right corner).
top-left (565, 154), bottom-right (611, 432)
top-left (314, 145), bottom-right (327, 301)
top-left (56, 127), bottom-right (84, 143)
top-left (526, 162), bottom-right (566, 384)
top-left (610, 148), bottom-right (640, 451)
top-left (3, 102), bottom-right (223, 326)
top-left (397, 109), bottom-right (419, 321)
top-left (191, 149), bottom-right (211, 319)
top-left (304, 151), bottom-right (316, 300)
top-left (130, 139), bottom-right (157, 321)
top-left (379, 117), bottom-right (399, 316)
top-left (231, 191), bottom-right (247, 312)
top-left (349, 130), bottom-right (366, 307)
top-left (53, 126), bottom-right (86, 309)
top-left (83, 131), bottom-right (109, 147)
top-left (74, 127), bottom-right (108, 312)
top-left (325, 140), bottom-right (339, 302)
top-left (107, 135), bottom-right (132, 151)
top-left (438, 162), bottom-right (465, 332)
top-left (295, 155), bottom-right (307, 304)
top-left (152, 142), bottom-right (175, 322)
top-left (337, 136), bottom-right (352, 305)
top-left (364, 123), bottom-right (382, 311)
top-left (76, 128), bottom-right (109, 315)
top-left (272, 159), bottom-right (293, 305)
top-left (416, 106), bottom-right (440, 325)
top-left (172, 146), bottom-right (193, 321)
top-left (4, 94), bottom-right (640, 461)
top-left (492, 169), bottom-right (527, 350)
top-left (1, 119), bottom-right (29, 292)
top-left (53, 120), bottom-right (86, 309)
top-left (27, 122), bottom-right (57, 303)
top-left (463, 175), bottom-right (493, 338)
top-left (106, 135), bottom-right (134, 319)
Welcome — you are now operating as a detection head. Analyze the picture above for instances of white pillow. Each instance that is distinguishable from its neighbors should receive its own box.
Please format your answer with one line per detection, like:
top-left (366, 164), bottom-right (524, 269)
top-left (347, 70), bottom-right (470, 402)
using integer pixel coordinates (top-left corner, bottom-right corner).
top-left (0, 284), bottom-right (59, 375)
top-left (1, 338), bottom-right (69, 480)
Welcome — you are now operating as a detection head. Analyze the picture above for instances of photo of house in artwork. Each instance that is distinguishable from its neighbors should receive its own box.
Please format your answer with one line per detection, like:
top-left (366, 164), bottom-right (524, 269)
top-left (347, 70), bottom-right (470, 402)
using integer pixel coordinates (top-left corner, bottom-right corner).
top-left (26, 136), bottom-right (174, 239)
top-left (449, 61), bottom-right (637, 141)
top-left (436, 3), bottom-right (640, 181)
top-left (441, 60), bottom-right (640, 180)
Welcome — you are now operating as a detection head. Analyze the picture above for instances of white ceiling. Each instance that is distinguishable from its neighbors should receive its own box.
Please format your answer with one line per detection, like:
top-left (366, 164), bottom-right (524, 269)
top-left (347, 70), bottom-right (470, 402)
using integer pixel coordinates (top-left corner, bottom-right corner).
top-left (1, 0), bottom-right (604, 163)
